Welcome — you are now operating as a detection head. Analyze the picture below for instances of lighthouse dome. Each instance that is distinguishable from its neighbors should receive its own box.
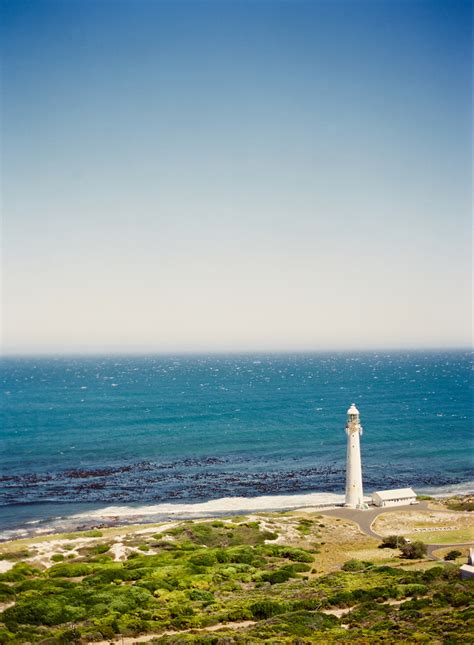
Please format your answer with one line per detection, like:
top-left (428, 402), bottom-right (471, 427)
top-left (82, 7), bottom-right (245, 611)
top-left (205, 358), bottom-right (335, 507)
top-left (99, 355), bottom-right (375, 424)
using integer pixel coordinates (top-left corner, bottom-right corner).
top-left (347, 403), bottom-right (359, 415)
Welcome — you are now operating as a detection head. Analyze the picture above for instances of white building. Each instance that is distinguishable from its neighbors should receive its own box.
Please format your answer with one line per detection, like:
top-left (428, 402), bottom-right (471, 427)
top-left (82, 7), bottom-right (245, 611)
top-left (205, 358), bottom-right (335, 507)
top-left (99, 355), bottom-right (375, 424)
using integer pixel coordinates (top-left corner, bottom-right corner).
top-left (460, 549), bottom-right (474, 579)
top-left (345, 403), bottom-right (365, 509)
top-left (371, 487), bottom-right (417, 507)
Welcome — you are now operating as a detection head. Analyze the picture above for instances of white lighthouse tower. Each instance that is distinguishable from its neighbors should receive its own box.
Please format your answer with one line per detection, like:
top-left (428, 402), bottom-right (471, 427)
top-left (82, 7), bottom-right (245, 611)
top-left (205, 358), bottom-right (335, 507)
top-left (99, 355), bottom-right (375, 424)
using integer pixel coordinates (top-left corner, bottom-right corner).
top-left (345, 403), bottom-right (364, 508)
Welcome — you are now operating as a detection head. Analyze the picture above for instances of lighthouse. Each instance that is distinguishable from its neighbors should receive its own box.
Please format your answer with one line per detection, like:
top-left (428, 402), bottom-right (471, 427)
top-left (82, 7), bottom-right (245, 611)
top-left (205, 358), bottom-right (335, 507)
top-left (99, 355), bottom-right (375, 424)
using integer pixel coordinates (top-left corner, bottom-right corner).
top-left (345, 403), bottom-right (364, 508)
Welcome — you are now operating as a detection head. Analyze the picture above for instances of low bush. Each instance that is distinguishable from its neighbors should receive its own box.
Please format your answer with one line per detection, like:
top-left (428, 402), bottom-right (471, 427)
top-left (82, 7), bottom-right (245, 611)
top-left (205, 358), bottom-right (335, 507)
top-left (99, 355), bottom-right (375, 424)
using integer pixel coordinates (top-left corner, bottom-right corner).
top-left (262, 568), bottom-right (293, 584)
top-left (444, 550), bottom-right (462, 561)
top-left (260, 545), bottom-right (313, 563)
top-left (0, 562), bottom-right (41, 582)
top-left (400, 541), bottom-right (427, 560)
top-left (342, 559), bottom-right (374, 571)
top-left (249, 599), bottom-right (288, 619)
top-left (187, 589), bottom-right (215, 604)
top-left (379, 535), bottom-right (407, 549)
top-left (189, 551), bottom-right (217, 567)
top-left (0, 582), bottom-right (15, 601)
top-left (91, 544), bottom-right (110, 555)
top-left (48, 562), bottom-right (96, 578)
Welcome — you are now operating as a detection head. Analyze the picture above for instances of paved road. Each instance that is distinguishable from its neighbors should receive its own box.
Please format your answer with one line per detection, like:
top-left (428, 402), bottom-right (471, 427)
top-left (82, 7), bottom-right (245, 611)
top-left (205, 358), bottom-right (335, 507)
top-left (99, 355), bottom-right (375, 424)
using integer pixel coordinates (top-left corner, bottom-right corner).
top-left (318, 502), bottom-right (473, 559)
top-left (427, 543), bottom-right (474, 561)
top-left (318, 501), bottom-right (430, 539)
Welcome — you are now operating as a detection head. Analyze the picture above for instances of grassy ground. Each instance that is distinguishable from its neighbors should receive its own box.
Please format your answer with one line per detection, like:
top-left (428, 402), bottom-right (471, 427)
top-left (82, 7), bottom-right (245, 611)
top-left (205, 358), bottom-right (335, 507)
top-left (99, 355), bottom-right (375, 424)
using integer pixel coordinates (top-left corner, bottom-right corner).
top-left (372, 508), bottom-right (474, 545)
top-left (431, 545), bottom-right (471, 563)
top-left (404, 528), bottom-right (474, 544)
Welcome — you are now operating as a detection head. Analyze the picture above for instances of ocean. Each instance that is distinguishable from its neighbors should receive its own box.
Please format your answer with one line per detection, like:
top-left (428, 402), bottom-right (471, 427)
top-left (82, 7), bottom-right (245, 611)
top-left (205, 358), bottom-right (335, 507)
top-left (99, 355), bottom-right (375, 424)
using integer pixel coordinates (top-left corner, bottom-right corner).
top-left (0, 350), bottom-right (472, 539)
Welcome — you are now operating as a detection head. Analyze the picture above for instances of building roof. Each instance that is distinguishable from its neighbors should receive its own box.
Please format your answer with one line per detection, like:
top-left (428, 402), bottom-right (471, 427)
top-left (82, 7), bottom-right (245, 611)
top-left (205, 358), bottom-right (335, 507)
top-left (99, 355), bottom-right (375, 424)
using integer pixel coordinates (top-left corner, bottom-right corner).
top-left (372, 488), bottom-right (416, 500)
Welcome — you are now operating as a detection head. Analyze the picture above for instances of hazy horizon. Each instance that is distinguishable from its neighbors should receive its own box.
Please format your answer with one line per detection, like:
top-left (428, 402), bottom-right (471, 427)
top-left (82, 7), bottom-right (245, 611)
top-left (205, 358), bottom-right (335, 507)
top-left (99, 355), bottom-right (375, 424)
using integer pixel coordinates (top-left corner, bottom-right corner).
top-left (2, 0), bottom-right (472, 354)
top-left (1, 345), bottom-right (471, 358)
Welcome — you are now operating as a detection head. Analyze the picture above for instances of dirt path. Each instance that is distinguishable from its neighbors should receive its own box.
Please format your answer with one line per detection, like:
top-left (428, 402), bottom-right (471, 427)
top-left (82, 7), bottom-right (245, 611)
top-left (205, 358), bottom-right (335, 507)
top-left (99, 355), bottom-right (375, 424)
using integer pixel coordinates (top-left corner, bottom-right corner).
top-left (0, 561), bottom-right (15, 573)
top-left (90, 597), bottom-right (420, 644)
top-left (323, 596), bottom-right (413, 619)
top-left (89, 620), bottom-right (256, 644)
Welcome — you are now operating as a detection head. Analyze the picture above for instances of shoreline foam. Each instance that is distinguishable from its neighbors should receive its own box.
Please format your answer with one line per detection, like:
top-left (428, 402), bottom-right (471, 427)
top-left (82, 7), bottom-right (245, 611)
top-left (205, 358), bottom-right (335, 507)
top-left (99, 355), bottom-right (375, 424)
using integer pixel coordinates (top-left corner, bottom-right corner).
top-left (68, 491), bottom-right (346, 519)
top-left (1, 480), bottom-right (473, 543)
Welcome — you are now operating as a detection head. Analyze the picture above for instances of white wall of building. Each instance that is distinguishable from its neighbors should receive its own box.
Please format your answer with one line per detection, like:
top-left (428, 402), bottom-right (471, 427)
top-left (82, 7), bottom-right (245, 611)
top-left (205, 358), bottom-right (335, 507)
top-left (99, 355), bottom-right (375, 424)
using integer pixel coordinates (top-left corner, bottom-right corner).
top-left (372, 488), bottom-right (417, 507)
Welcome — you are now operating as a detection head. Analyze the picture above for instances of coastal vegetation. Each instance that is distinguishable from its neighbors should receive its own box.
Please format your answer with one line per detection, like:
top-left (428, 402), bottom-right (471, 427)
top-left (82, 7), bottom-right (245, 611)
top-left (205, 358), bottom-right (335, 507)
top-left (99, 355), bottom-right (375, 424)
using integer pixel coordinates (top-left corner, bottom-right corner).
top-left (379, 536), bottom-right (408, 549)
top-left (0, 510), bottom-right (473, 643)
top-left (400, 541), bottom-right (428, 560)
top-left (445, 497), bottom-right (474, 513)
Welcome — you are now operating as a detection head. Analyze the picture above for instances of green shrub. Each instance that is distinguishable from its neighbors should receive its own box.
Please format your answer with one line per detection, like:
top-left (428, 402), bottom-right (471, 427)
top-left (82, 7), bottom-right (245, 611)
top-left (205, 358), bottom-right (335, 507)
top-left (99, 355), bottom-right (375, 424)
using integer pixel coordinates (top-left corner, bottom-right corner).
top-left (188, 589), bottom-right (215, 604)
top-left (0, 562), bottom-right (40, 582)
top-left (398, 583), bottom-right (428, 597)
top-left (282, 562), bottom-right (311, 574)
top-left (400, 541), bottom-right (427, 560)
top-left (260, 545), bottom-right (313, 562)
top-left (421, 566), bottom-right (444, 581)
top-left (379, 535), bottom-right (407, 549)
top-left (446, 499), bottom-right (474, 512)
top-left (58, 627), bottom-right (81, 643)
top-left (117, 613), bottom-right (147, 636)
top-left (226, 605), bottom-right (253, 621)
top-left (3, 597), bottom-right (86, 627)
top-left (0, 550), bottom-right (31, 561)
top-left (189, 551), bottom-right (217, 567)
top-left (0, 629), bottom-right (16, 643)
top-left (227, 546), bottom-right (259, 564)
top-left (249, 599), bottom-right (288, 618)
top-left (297, 519), bottom-right (314, 535)
top-left (444, 550), bottom-right (462, 561)
top-left (262, 568), bottom-right (293, 584)
top-left (188, 524), bottom-right (216, 545)
top-left (0, 582), bottom-right (15, 602)
top-left (400, 598), bottom-right (432, 611)
top-left (48, 562), bottom-right (94, 578)
top-left (84, 564), bottom-right (133, 583)
top-left (215, 548), bottom-right (229, 563)
top-left (342, 559), bottom-right (373, 571)
top-left (91, 543), bottom-right (110, 555)
top-left (259, 610), bottom-right (340, 637)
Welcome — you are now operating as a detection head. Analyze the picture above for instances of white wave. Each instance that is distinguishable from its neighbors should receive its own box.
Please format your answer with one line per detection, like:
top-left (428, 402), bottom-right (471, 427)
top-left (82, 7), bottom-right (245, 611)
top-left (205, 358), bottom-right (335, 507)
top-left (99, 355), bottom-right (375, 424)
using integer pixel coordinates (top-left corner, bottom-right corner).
top-left (69, 492), bottom-right (345, 520)
top-left (0, 528), bottom-right (29, 541)
top-left (417, 481), bottom-right (474, 497)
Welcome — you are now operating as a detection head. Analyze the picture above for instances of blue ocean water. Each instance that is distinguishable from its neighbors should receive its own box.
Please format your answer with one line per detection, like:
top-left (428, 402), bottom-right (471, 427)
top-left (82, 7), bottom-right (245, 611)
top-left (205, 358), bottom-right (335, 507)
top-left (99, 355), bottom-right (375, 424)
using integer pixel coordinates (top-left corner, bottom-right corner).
top-left (0, 351), bottom-right (472, 537)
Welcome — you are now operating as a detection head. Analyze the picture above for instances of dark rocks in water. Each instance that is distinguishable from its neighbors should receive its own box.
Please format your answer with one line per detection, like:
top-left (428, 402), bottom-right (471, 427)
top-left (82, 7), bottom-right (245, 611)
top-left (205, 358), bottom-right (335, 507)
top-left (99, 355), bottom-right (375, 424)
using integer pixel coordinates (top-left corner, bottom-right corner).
top-left (75, 481), bottom-right (107, 491)
top-left (0, 454), bottom-right (465, 506)
top-left (64, 464), bottom-right (134, 478)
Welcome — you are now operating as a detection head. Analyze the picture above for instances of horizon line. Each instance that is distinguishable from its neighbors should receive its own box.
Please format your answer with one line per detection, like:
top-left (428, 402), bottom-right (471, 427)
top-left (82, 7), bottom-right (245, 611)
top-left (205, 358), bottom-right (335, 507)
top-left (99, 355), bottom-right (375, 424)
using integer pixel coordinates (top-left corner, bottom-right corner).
top-left (1, 345), bottom-right (472, 359)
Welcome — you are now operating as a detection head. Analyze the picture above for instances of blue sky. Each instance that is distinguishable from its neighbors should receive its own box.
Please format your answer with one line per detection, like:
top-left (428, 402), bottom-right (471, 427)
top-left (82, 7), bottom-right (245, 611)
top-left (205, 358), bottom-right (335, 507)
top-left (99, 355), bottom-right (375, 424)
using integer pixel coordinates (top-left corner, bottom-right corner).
top-left (1, 0), bottom-right (472, 353)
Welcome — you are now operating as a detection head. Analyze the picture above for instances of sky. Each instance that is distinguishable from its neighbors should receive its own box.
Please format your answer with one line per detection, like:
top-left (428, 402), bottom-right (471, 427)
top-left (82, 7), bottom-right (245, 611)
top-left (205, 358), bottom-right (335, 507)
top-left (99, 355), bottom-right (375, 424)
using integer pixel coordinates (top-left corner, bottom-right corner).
top-left (1, 0), bottom-right (472, 354)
